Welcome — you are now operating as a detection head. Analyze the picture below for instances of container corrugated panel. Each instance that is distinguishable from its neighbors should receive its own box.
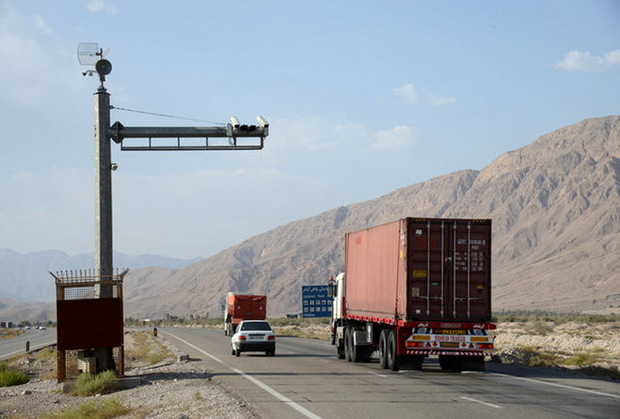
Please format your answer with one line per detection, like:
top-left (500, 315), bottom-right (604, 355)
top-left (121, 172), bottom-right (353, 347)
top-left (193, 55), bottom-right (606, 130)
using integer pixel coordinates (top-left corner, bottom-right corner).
top-left (406, 218), bottom-right (492, 322)
top-left (344, 218), bottom-right (492, 323)
top-left (345, 219), bottom-right (406, 319)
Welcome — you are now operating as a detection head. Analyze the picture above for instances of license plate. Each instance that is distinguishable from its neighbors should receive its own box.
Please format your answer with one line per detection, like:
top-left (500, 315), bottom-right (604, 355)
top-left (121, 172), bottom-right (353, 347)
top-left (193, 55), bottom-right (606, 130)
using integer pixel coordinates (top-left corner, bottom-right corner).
top-left (440, 342), bottom-right (459, 348)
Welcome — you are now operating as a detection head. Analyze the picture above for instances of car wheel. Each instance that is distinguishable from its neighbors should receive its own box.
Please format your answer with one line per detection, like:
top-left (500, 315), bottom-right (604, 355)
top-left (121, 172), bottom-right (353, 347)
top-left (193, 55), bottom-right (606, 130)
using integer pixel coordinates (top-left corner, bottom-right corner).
top-left (235, 349), bottom-right (241, 357)
top-left (232, 348), bottom-right (236, 356)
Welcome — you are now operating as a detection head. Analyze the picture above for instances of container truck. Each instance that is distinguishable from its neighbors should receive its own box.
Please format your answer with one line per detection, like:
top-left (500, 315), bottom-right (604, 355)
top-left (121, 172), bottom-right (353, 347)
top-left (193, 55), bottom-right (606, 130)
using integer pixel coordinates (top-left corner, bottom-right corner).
top-left (224, 293), bottom-right (267, 336)
top-left (329, 217), bottom-right (495, 372)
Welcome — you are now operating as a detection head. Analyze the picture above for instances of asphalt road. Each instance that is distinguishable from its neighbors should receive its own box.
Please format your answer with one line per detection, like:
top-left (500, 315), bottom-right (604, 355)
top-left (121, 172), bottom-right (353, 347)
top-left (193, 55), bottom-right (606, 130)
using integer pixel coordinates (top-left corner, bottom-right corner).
top-left (162, 327), bottom-right (620, 419)
top-left (0, 328), bottom-right (56, 360)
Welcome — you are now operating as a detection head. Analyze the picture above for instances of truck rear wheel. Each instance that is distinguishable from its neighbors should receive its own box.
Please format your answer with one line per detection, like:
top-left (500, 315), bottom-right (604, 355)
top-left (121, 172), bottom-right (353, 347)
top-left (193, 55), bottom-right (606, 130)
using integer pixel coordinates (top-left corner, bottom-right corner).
top-left (337, 339), bottom-right (345, 359)
top-left (460, 356), bottom-right (485, 372)
top-left (387, 331), bottom-right (400, 371)
top-left (439, 355), bottom-right (457, 371)
top-left (379, 329), bottom-right (389, 369)
top-left (344, 328), bottom-right (353, 362)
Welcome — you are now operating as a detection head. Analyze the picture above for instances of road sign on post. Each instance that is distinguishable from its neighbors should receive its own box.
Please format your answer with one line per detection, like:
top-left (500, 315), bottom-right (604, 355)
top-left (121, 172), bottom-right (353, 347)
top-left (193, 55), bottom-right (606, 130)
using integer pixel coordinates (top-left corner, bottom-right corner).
top-left (302, 285), bottom-right (332, 318)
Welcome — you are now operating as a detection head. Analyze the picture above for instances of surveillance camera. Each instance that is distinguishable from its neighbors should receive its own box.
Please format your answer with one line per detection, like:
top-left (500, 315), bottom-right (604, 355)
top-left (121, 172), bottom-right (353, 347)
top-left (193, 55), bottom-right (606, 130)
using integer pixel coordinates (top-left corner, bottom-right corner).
top-left (230, 116), bottom-right (240, 128)
top-left (110, 163), bottom-right (118, 171)
top-left (256, 115), bottom-right (269, 128)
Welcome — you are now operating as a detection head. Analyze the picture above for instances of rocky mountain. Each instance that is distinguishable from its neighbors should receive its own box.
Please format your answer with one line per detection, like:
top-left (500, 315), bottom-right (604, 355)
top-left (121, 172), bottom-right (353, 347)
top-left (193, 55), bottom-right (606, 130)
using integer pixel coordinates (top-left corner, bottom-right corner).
top-left (2, 116), bottom-right (619, 322)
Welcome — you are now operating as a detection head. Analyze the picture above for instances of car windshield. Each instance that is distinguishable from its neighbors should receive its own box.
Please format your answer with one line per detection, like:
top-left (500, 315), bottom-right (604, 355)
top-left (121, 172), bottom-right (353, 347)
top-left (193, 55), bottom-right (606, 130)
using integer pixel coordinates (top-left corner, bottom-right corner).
top-left (241, 322), bottom-right (271, 331)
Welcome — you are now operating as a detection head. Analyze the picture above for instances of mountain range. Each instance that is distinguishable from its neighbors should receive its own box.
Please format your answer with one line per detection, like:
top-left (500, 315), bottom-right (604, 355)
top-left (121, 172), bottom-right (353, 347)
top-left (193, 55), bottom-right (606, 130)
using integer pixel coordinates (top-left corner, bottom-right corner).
top-left (1, 116), bottom-right (619, 322)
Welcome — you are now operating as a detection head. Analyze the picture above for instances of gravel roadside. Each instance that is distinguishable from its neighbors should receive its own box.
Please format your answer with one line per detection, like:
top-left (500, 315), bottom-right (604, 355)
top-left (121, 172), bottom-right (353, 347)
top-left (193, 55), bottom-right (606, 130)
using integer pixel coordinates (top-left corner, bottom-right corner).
top-left (0, 331), bottom-right (259, 419)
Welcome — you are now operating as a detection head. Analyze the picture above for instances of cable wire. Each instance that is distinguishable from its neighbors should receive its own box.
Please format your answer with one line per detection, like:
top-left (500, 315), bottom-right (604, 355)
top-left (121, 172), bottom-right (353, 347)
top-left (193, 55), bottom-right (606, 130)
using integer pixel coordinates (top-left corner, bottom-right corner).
top-left (110, 105), bottom-right (226, 125)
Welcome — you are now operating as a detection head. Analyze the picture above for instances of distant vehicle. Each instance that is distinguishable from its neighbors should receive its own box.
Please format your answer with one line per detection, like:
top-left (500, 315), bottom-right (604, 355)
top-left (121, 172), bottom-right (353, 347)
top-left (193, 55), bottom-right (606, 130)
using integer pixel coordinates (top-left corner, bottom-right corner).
top-left (231, 320), bottom-right (276, 357)
top-left (24, 326), bottom-right (31, 330)
top-left (38, 326), bottom-right (46, 330)
top-left (224, 293), bottom-right (267, 336)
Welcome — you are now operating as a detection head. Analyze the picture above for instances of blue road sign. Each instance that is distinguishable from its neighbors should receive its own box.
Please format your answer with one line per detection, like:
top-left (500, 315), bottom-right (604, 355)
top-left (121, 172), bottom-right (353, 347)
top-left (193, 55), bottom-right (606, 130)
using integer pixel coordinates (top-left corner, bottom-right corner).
top-left (302, 285), bottom-right (332, 318)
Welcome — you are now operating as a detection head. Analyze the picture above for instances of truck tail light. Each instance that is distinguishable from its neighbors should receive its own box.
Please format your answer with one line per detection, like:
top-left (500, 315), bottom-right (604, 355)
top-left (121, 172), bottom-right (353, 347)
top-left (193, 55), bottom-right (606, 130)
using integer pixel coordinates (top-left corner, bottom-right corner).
top-left (478, 343), bottom-right (493, 349)
top-left (268, 335), bottom-right (275, 341)
top-left (406, 341), bottom-right (423, 348)
top-left (239, 335), bottom-right (247, 340)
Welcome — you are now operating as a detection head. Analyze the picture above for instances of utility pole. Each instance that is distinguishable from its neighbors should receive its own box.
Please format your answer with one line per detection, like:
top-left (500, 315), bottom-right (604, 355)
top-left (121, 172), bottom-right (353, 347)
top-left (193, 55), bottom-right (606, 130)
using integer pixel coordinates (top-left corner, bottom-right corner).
top-left (77, 43), bottom-right (268, 374)
top-left (94, 85), bottom-right (113, 289)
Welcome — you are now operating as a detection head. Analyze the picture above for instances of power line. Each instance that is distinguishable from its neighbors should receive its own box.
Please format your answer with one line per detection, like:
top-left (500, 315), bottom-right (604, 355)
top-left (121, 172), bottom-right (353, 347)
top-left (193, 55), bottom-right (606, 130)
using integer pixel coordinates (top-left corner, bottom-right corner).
top-left (110, 105), bottom-right (225, 125)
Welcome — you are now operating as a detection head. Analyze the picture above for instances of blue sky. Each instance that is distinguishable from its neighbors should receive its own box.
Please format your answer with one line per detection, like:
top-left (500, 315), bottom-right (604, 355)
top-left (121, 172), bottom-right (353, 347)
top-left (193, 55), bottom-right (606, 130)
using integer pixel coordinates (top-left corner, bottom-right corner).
top-left (1, 0), bottom-right (619, 259)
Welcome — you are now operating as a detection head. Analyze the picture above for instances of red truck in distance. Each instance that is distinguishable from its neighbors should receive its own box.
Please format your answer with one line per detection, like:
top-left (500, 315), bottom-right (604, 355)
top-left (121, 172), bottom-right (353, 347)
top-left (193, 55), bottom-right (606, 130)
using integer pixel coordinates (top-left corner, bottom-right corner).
top-left (329, 217), bottom-right (495, 372)
top-left (224, 293), bottom-right (267, 336)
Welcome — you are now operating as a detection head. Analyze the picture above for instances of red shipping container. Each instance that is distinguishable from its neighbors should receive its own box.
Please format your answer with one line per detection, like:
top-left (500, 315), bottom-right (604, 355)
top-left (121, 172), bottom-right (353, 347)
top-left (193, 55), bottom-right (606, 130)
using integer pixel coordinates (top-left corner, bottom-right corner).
top-left (344, 218), bottom-right (492, 323)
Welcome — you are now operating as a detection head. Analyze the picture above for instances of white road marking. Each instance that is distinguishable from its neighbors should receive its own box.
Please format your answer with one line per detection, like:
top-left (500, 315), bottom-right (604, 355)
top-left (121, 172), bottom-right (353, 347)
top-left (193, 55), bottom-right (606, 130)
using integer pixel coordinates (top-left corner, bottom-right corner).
top-left (369, 372), bottom-right (388, 378)
top-left (461, 396), bottom-right (503, 409)
top-left (166, 332), bottom-right (322, 419)
top-left (497, 373), bottom-right (620, 400)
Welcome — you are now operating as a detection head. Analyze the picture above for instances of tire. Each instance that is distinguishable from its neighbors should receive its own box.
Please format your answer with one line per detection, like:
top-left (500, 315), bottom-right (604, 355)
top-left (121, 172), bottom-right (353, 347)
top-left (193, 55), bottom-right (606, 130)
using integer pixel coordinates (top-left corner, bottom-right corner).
top-left (409, 355), bottom-right (424, 371)
top-left (231, 348), bottom-right (236, 356)
top-left (337, 339), bottom-right (346, 360)
top-left (439, 355), bottom-right (456, 371)
top-left (345, 328), bottom-right (353, 362)
top-left (387, 330), bottom-right (400, 371)
top-left (235, 349), bottom-right (241, 357)
top-left (460, 356), bottom-right (485, 372)
top-left (350, 329), bottom-right (362, 363)
top-left (379, 329), bottom-right (389, 369)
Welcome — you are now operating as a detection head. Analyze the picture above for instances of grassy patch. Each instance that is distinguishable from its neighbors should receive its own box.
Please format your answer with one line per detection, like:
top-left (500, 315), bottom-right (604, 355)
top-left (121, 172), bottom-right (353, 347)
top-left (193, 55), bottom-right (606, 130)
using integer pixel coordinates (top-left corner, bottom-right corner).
top-left (565, 353), bottom-right (595, 367)
top-left (525, 320), bottom-right (554, 336)
top-left (494, 311), bottom-right (620, 324)
top-left (40, 398), bottom-right (130, 419)
top-left (74, 370), bottom-right (119, 396)
top-left (0, 329), bottom-right (23, 340)
top-left (125, 331), bottom-right (174, 367)
top-left (269, 318), bottom-right (330, 340)
top-left (0, 361), bottom-right (30, 387)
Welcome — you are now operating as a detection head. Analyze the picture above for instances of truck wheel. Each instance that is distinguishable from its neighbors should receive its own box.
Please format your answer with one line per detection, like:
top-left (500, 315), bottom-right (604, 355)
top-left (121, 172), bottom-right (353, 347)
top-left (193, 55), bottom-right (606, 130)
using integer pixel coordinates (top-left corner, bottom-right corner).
top-left (409, 355), bottom-right (424, 370)
top-left (351, 333), bottom-right (361, 363)
top-left (235, 349), bottom-right (241, 357)
top-left (337, 337), bottom-right (346, 360)
top-left (379, 330), bottom-right (389, 369)
top-left (387, 331), bottom-right (400, 371)
top-left (460, 356), bottom-right (485, 372)
top-left (345, 328), bottom-right (353, 362)
top-left (439, 355), bottom-right (456, 371)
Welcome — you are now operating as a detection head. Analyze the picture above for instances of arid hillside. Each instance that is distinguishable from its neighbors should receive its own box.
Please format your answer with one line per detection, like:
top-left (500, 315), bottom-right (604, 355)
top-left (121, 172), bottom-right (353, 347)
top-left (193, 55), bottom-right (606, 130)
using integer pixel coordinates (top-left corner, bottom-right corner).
top-left (120, 116), bottom-right (620, 319)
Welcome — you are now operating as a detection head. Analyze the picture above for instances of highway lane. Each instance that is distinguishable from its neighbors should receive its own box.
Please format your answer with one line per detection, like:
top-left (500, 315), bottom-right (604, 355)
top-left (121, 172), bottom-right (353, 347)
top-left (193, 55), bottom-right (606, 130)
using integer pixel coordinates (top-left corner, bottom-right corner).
top-left (162, 327), bottom-right (620, 419)
top-left (0, 328), bottom-right (57, 360)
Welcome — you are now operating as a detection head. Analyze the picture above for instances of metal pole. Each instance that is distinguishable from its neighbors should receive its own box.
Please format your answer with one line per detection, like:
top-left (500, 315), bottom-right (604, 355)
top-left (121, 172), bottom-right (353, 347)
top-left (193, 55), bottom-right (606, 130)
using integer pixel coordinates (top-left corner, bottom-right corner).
top-left (94, 85), bottom-right (116, 372)
top-left (94, 86), bottom-right (113, 288)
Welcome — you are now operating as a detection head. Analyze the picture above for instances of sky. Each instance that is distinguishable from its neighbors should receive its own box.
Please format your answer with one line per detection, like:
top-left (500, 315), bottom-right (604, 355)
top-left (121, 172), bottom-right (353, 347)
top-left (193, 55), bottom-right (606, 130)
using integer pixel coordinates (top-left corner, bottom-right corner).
top-left (1, 1), bottom-right (619, 260)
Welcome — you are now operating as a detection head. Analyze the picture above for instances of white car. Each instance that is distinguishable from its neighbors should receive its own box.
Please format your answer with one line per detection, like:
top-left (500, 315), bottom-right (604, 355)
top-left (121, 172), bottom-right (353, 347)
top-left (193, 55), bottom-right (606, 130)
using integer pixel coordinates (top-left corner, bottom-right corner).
top-left (231, 320), bottom-right (276, 357)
